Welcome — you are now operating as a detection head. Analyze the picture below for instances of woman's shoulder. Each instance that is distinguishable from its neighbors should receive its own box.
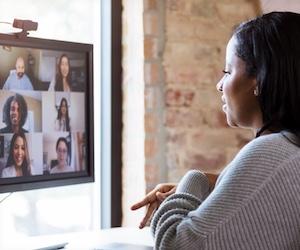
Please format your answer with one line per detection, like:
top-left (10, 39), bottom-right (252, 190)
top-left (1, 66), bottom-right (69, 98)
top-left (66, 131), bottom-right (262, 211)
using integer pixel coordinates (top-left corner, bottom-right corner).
top-left (241, 131), bottom-right (299, 155)
top-left (50, 165), bottom-right (73, 174)
top-left (50, 166), bottom-right (59, 174)
top-left (48, 78), bottom-right (56, 91)
top-left (1, 166), bottom-right (16, 177)
top-left (65, 165), bottom-right (73, 172)
top-left (224, 132), bottom-right (299, 175)
top-left (216, 132), bottom-right (300, 190)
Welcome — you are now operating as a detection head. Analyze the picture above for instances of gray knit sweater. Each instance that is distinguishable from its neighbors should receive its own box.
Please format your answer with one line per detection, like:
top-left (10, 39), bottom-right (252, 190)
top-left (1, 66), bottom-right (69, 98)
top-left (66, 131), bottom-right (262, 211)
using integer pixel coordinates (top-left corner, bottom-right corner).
top-left (151, 132), bottom-right (300, 249)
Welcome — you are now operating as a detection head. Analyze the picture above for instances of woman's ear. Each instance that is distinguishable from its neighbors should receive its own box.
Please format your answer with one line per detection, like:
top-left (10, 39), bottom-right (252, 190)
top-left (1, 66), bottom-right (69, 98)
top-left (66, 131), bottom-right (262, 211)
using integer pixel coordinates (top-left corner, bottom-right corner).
top-left (251, 77), bottom-right (258, 96)
top-left (254, 85), bottom-right (259, 96)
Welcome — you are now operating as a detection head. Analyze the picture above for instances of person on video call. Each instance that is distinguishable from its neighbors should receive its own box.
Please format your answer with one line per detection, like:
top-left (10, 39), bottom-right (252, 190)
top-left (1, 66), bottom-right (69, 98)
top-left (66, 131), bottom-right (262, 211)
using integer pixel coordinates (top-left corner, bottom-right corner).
top-left (48, 54), bottom-right (72, 92)
top-left (131, 12), bottom-right (300, 249)
top-left (50, 137), bottom-right (73, 174)
top-left (1, 132), bottom-right (32, 178)
top-left (0, 94), bottom-right (28, 133)
top-left (2, 56), bottom-right (34, 91)
top-left (55, 98), bottom-right (71, 132)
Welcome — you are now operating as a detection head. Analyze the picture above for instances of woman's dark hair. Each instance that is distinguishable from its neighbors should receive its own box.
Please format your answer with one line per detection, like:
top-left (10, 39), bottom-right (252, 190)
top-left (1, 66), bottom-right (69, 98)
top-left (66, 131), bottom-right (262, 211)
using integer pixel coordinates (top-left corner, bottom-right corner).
top-left (56, 137), bottom-right (70, 165)
top-left (5, 132), bottom-right (31, 176)
top-left (57, 98), bottom-right (70, 131)
top-left (3, 94), bottom-right (28, 128)
top-left (55, 54), bottom-right (72, 91)
top-left (233, 12), bottom-right (300, 136)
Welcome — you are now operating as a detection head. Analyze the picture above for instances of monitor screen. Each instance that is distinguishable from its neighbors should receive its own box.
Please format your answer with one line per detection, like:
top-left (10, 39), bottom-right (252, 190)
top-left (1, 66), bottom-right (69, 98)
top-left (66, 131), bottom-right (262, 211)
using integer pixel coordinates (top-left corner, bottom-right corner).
top-left (0, 33), bottom-right (94, 193)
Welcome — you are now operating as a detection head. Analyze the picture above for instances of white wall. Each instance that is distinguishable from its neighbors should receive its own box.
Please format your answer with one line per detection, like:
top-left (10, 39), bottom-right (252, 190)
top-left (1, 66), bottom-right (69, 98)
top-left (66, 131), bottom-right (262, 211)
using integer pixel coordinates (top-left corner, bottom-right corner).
top-left (122, 0), bottom-right (146, 226)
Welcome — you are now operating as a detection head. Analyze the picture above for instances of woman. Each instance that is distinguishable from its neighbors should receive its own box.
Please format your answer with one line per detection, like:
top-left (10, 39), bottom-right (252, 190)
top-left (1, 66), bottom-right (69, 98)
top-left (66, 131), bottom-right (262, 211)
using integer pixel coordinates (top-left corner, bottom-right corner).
top-left (50, 137), bottom-right (73, 174)
top-left (0, 93), bottom-right (28, 134)
top-left (55, 98), bottom-right (71, 132)
top-left (132, 12), bottom-right (300, 249)
top-left (1, 133), bottom-right (32, 178)
top-left (48, 54), bottom-right (72, 91)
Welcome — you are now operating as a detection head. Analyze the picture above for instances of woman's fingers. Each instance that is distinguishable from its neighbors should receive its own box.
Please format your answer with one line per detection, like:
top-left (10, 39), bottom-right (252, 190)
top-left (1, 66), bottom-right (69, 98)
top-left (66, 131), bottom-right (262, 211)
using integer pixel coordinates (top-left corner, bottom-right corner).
top-left (139, 201), bottom-right (158, 229)
top-left (139, 186), bottom-right (176, 228)
top-left (156, 187), bottom-right (176, 202)
top-left (131, 183), bottom-right (178, 229)
top-left (131, 200), bottom-right (147, 210)
top-left (131, 188), bottom-right (158, 210)
top-left (131, 184), bottom-right (177, 210)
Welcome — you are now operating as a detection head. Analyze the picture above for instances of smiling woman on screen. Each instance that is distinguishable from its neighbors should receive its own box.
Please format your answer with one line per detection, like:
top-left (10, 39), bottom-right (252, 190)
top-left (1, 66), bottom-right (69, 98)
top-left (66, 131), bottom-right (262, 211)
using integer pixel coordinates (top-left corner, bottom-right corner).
top-left (1, 132), bottom-right (32, 178)
top-left (48, 54), bottom-right (72, 92)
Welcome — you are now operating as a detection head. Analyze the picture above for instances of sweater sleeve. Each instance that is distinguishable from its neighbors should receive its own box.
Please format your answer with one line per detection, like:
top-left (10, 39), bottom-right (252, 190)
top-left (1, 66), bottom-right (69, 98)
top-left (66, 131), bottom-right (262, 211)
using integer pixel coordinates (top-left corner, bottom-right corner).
top-left (150, 134), bottom-right (300, 250)
top-left (151, 170), bottom-right (210, 249)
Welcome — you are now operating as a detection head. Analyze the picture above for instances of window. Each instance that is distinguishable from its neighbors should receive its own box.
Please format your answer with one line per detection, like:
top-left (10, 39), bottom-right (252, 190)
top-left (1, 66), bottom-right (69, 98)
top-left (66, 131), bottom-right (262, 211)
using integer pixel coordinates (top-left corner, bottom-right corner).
top-left (0, 0), bottom-right (101, 243)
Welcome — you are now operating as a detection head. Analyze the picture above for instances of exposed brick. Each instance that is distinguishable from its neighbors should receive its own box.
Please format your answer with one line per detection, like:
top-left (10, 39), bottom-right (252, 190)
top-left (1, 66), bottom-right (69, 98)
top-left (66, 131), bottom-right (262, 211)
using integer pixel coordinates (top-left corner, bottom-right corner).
top-left (144, 37), bottom-right (158, 60)
top-left (165, 150), bottom-right (181, 173)
top-left (193, 85), bottom-right (219, 105)
top-left (165, 64), bottom-right (219, 85)
top-left (184, 151), bottom-right (226, 172)
top-left (145, 137), bottom-right (157, 158)
top-left (145, 87), bottom-right (157, 110)
top-left (145, 163), bottom-right (159, 188)
top-left (165, 88), bottom-right (184, 106)
top-left (145, 62), bottom-right (159, 85)
top-left (166, 130), bottom-right (187, 148)
top-left (165, 88), bottom-right (195, 107)
top-left (144, 12), bottom-right (159, 36)
top-left (164, 42), bottom-right (221, 68)
top-left (215, 2), bottom-right (257, 25)
top-left (194, 19), bottom-right (231, 41)
top-left (166, 0), bottom-right (186, 12)
top-left (201, 107), bottom-right (229, 129)
top-left (167, 167), bottom-right (186, 182)
top-left (166, 14), bottom-right (196, 40)
top-left (164, 108), bottom-right (204, 128)
top-left (188, 129), bottom-right (236, 153)
top-left (189, 0), bottom-right (215, 18)
top-left (145, 112), bottom-right (157, 133)
top-left (142, 0), bottom-right (259, 193)
top-left (216, 109), bottom-right (228, 128)
top-left (144, 0), bottom-right (157, 10)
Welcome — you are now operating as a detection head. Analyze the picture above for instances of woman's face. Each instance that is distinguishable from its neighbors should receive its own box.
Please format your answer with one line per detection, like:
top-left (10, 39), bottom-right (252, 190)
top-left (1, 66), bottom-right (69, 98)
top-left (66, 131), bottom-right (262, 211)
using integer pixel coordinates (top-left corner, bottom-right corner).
top-left (60, 56), bottom-right (69, 78)
top-left (13, 136), bottom-right (25, 167)
top-left (60, 100), bottom-right (67, 116)
top-left (216, 36), bottom-right (262, 130)
top-left (56, 141), bottom-right (68, 167)
top-left (10, 100), bottom-right (21, 126)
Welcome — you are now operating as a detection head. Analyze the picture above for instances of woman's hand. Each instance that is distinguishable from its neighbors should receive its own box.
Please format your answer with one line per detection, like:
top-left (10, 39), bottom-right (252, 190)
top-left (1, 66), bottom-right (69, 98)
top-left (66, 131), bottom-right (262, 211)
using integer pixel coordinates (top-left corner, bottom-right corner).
top-left (131, 173), bottom-right (219, 229)
top-left (131, 183), bottom-right (177, 229)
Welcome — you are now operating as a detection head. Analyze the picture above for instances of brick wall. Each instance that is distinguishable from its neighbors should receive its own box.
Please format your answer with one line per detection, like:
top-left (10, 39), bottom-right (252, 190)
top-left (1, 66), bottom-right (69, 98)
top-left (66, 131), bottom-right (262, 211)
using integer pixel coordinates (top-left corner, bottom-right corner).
top-left (143, 0), bottom-right (260, 189)
top-left (144, 0), bottom-right (167, 192)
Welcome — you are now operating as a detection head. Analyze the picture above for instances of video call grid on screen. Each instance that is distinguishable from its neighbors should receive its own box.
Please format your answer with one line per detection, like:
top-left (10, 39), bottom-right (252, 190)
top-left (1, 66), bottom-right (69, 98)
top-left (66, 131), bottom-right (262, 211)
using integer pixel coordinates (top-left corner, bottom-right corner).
top-left (0, 34), bottom-right (94, 193)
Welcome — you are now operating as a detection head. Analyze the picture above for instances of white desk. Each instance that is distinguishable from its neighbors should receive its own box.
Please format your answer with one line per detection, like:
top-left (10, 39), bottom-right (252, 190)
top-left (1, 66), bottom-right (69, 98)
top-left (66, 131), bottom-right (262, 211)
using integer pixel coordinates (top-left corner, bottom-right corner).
top-left (3, 227), bottom-right (153, 249)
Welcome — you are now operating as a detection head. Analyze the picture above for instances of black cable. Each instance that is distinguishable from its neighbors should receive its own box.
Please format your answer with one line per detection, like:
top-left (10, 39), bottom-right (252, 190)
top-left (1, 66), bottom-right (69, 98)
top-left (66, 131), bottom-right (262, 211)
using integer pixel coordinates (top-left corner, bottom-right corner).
top-left (0, 192), bottom-right (13, 204)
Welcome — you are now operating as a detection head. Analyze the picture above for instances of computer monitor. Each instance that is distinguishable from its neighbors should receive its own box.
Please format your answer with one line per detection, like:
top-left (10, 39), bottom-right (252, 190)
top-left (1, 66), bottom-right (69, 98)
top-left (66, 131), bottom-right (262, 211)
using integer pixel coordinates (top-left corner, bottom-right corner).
top-left (0, 33), bottom-right (94, 193)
